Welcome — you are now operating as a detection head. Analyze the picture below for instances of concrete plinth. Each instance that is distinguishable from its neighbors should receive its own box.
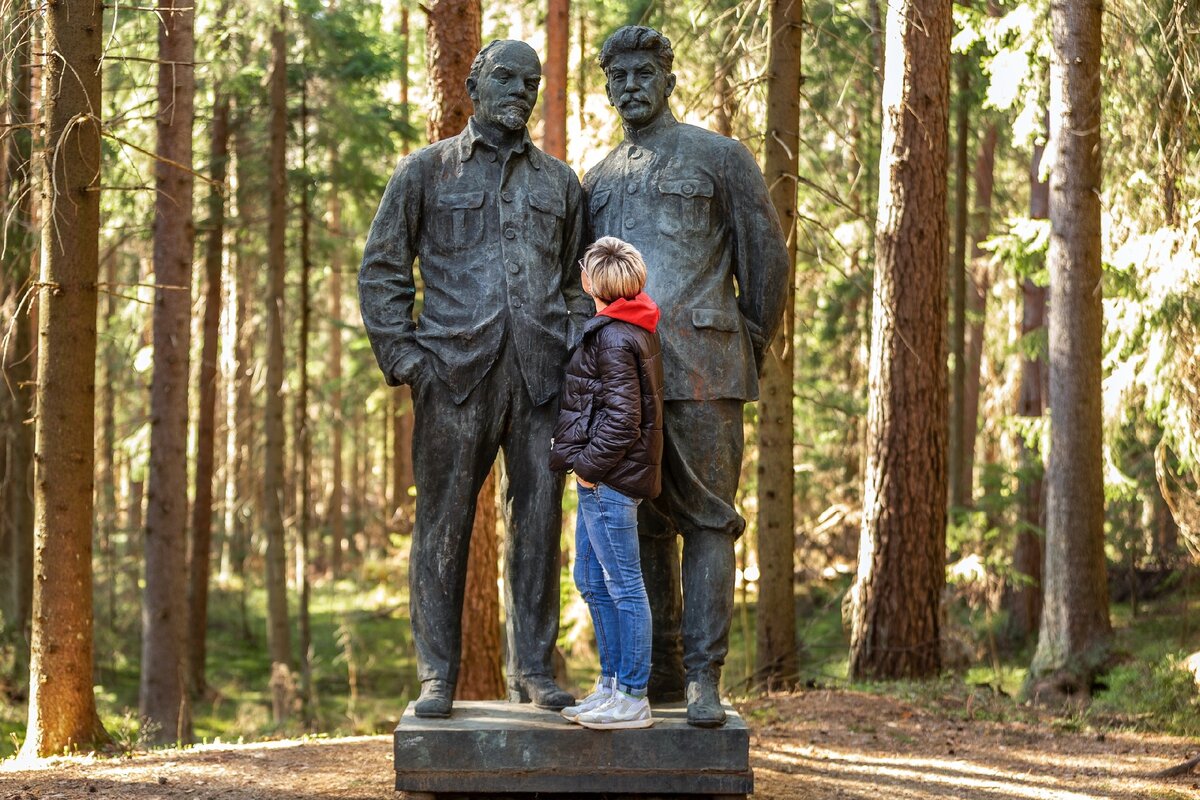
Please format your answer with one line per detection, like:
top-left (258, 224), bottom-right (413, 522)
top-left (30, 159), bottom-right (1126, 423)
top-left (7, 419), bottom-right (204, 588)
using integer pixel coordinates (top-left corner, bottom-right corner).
top-left (393, 700), bottom-right (752, 797)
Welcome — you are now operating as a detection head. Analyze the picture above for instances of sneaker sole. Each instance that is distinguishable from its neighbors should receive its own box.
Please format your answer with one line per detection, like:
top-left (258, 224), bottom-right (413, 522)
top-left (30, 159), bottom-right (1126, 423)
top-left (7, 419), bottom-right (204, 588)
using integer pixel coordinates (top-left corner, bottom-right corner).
top-left (578, 717), bottom-right (654, 730)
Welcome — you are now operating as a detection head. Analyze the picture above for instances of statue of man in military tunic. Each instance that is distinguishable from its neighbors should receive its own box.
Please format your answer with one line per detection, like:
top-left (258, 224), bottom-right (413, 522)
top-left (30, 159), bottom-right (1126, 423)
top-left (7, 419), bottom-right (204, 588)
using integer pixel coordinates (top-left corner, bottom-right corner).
top-left (359, 40), bottom-right (589, 719)
top-left (584, 26), bottom-right (789, 727)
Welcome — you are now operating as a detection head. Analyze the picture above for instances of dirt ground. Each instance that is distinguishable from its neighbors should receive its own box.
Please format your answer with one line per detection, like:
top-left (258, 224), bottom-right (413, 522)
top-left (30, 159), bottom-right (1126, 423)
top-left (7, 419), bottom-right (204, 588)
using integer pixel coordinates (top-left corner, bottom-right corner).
top-left (2, 690), bottom-right (1197, 799)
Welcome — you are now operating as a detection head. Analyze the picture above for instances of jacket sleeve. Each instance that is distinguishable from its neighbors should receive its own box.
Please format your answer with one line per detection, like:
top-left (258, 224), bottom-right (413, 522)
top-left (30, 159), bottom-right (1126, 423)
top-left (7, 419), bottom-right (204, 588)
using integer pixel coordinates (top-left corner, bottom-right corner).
top-left (358, 155), bottom-right (424, 387)
top-left (573, 338), bottom-right (642, 484)
top-left (723, 140), bottom-right (790, 373)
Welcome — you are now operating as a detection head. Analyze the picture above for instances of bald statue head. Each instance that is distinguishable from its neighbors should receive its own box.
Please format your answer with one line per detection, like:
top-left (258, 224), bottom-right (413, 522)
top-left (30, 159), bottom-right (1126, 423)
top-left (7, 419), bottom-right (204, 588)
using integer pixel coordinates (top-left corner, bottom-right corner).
top-left (467, 40), bottom-right (542, 132)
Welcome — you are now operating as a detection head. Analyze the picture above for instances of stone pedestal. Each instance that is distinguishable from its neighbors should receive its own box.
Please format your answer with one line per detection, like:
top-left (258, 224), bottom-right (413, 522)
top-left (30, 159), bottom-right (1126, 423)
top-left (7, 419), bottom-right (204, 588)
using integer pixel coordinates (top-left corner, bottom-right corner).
top-left (394, 700), bottom-right (752, 798)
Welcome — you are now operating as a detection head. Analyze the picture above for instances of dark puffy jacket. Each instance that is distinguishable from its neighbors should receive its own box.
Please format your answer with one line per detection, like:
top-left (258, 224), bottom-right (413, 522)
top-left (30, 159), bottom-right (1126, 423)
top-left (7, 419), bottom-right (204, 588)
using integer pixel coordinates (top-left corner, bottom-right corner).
top-left (549, 294), bottom-right (664, 500)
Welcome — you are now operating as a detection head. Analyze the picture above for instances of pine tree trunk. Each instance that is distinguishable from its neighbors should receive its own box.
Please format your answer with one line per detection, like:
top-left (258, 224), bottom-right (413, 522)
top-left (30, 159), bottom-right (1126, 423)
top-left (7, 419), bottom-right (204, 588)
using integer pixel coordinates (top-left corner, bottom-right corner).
top-left (188, 92), bottom-right (230, 698)
top-left (231, 109), bottom-right (255, 586)
top-left (754, 0), bottom-right (802, 691)
top-left (264, 5), bottom-right (295, 723)
top-left (1, 0), bottom-right (35, 681)
top-left (543, 0), bottom-right (569, 159)
top-left (141, 0), bottom-right (196, 745)
top-left (948, 61), bottom-right (970, 512)
top-left (1005, 134), bottom-right (1047, 641)
top-left (399, 5), bottom-right (412, 154)
top-left (1030, 0), bottom-right (1111, 694)
top-left (426, 0), bottom-right (502, 698)
top-left (20, 0), bottom-right (110, 758)
top-left (296, 76), bottom-right (315, 724)
top-left (326, 143), bottom-right (346, 576)
top-left (848, 0), bottom-right (950, 680)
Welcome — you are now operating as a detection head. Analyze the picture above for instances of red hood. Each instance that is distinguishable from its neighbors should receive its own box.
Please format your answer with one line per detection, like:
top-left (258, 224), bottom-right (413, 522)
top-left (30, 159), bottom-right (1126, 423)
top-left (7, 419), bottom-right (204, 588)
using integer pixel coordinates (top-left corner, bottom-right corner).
top-left (597, 292), bottom-right (660, 333)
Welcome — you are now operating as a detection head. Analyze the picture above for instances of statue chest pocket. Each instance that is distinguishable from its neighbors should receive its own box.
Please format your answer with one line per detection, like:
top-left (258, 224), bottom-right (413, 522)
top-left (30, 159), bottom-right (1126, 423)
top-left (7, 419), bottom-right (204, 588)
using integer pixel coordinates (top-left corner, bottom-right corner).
top-left (656, 176), bottom-right (714, 237)
top-left (528, 192), bottom-right (567, 254)
top-left (435, 190), bottom-right (486, 249)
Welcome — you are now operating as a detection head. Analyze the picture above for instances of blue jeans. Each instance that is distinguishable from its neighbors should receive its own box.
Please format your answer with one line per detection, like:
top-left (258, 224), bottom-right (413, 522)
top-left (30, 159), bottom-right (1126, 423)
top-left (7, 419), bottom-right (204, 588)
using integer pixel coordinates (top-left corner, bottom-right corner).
top-left (574, 482), bottom-right (652, 697)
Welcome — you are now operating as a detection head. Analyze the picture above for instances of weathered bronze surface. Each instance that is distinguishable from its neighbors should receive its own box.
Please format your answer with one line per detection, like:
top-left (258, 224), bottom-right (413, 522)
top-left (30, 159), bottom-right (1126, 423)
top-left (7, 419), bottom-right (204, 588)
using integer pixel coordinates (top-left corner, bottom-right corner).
top-left (359, 40), bottom-right (589, 715)
top-left (584, 26), bottom-right (789, 723)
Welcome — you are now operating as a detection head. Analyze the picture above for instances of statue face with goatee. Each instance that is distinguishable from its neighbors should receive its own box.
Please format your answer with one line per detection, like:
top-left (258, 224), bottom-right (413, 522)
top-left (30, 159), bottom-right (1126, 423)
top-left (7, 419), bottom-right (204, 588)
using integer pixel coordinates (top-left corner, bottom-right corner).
top-left (467, 40), bottom-right (542, 132)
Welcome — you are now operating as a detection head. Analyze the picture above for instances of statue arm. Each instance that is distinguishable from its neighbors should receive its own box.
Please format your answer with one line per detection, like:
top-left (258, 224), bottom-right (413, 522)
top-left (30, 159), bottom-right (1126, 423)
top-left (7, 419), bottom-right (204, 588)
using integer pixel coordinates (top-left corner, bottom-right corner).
top-left (562, 174), bottom-right (592, 346)
top-left (724, 141), bottom-right (790, 373)
top-left (359, 156), bottom-right (423, 387)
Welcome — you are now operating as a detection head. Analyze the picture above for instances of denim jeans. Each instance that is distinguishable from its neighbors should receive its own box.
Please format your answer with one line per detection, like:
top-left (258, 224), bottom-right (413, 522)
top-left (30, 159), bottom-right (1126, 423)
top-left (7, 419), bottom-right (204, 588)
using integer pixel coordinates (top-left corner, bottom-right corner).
top-left (574, 482), bottom-right (652, 697)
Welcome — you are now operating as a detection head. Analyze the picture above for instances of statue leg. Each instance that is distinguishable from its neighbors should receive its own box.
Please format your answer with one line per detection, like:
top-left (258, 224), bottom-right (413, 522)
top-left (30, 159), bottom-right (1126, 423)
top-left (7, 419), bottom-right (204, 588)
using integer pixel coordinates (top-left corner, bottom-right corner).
top-left (638, 504), bottom-right (684, 703)
top-left (500, 364), bottom-right (571, 709)
top-left (409, 369), bottom-right (504, 691)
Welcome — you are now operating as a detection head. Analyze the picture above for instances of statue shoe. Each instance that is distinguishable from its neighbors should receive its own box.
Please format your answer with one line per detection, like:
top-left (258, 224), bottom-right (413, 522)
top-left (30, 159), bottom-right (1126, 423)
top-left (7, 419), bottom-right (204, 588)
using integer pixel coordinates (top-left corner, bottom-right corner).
top-left (685, 675), bottom-right (727, 728)
top-left (508, 674), bottom-right (574, 710)
top-left (413, 679), bottom-right (454, 718)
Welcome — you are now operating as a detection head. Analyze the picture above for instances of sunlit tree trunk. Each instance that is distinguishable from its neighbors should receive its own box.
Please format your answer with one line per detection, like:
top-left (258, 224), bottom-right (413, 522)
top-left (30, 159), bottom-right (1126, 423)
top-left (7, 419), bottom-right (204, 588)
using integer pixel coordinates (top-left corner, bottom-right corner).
top-left (543, 0), bottom-right (569, 159)
top-left (948, 61), bottom-right (969, 513)
top-left (264, 3), bottom-right (295, 723)
top-left (142, 0), bottom-right (196, 745)
top-left (327, 143), bottom-right (346, 576)
top-left (1005, 133), bottom-right (1048, 642)
top-left (231, 108), bottom-right (255, 589)
top-left (20, 0), bottom-right (109, 758)
top-left (189, 89), bottom-right (230, 698)
top-left (1030, 0), bottom-right (1111, 694)
top-left (755, 0), bottom-right (801, 691)
top-left (426, 0), bottom-right (502, 699)
top-left (849, 0), bottom-right (950, 680)
top-left (1, 0), bottom-right (35, 681)
top-left (296, 75), bottom-right (315, 724)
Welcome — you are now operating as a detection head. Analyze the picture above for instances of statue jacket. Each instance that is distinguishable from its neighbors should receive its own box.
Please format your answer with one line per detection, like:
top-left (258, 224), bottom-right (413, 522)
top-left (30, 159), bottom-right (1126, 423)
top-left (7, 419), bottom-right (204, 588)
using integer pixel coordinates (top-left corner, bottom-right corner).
top-left (359, 118), bottom-right (591, 406)
top-left (582, 112), bottom-right (789, 402)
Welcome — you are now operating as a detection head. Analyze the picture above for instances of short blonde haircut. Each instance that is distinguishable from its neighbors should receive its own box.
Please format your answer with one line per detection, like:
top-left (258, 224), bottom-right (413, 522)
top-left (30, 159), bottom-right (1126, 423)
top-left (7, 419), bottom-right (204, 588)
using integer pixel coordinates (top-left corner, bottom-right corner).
top-left (582, 237), bottom-right (647, 303)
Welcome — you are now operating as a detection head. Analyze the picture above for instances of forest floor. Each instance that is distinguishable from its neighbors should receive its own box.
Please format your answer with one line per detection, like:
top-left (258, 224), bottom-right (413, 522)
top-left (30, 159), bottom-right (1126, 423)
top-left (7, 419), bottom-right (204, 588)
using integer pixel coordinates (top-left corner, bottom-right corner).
top-left (2, 688), bottom-right (1198, 800)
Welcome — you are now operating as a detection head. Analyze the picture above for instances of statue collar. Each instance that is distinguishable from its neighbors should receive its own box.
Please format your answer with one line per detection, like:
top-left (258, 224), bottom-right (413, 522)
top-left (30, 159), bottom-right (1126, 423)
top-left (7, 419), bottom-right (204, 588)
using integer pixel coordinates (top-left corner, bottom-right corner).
top-left (460, 117), bottom-right (541, 169)
top-left (622, 110), bottom-right (677, 145)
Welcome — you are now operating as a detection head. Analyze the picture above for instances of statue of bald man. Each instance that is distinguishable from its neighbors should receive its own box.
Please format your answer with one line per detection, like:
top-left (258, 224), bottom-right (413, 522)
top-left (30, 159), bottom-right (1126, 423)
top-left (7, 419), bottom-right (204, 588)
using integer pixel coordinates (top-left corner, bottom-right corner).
top-left (359, 40), bottom-right (590, 718)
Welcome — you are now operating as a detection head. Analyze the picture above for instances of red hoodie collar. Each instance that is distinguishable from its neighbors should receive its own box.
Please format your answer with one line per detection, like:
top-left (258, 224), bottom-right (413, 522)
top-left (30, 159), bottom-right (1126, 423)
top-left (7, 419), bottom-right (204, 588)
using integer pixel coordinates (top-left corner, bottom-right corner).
top-left (596, 292), bottom-right (660, 333)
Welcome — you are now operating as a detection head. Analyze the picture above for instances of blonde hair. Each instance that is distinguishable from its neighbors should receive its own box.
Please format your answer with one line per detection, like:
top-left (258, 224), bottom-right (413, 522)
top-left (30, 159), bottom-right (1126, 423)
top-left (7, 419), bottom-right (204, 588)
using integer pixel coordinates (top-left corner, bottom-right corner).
top-left (582, 237), bottom-right (647, 303)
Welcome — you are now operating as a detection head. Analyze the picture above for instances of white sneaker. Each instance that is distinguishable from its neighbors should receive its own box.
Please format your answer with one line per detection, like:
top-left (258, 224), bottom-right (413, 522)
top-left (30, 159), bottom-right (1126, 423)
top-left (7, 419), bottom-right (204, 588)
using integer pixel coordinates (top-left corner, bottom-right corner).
top-left (561, 678), bottom-right (615, 722)
top-left (577, 689), bottom-right (654, 730)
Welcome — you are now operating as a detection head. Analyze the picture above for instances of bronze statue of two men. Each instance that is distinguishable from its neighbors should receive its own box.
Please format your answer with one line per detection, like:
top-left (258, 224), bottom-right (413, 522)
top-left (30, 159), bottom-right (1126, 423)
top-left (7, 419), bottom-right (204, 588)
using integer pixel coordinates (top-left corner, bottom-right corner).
top-left (359, 28), bottom-right (788, 727)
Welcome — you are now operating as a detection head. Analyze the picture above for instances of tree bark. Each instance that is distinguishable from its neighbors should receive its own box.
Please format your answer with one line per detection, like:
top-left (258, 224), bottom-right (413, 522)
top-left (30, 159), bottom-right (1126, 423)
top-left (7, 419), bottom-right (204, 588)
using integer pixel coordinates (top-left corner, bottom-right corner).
top-left (264, 4), bottom-right (294, 723)
top-left (1030, 0), bottom-right (1111, 693)
top-left (1, 0), bottom-right (35, 681)
top-left (849, 0), bottom-right (950, 680)
top-left (297, 74), bottom-right (315, 725)
top-left (543, 0), bottom-right (569, 159)
top-left (326, 143), bottom-right (346, 576)
top-left (425, 0), bottom-right (480, 142)
top-left (188, 91), bottom-right (230, 699)
top-left (230, 108), bottom-right (255, 587)
top-left (20, 0), bottom-right (110, 758)
top-left (141, 0), bottom-right (196, 745)
top-left (754, 0), bottom-right (802, 691)
top-left (948, 60), bottom-right (969, 512)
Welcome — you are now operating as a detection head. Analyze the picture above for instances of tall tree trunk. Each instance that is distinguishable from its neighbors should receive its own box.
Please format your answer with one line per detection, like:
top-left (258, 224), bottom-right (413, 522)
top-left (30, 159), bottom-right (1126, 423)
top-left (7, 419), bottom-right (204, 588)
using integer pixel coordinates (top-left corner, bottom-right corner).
top-left (577, 3), bottom-right (587, 130)
top-left (1, 0), bottom-right (35, 682)
top-left (957, 122), bottom-right (999, 508)
top-left (1006, 133), bottom-right (1047, 641)
top-left (20, 0), bottom-right (109, 758)
top-left (326, 143), bottom-right (346, 576)
top-left (1030, 0), bottom-right (1111, 694)
top-left (264, 4), bottom-right (294, 723)
top-left (296, 74), bottom-right (315, 725)
top-left (231, 109), bottom-right (255, 587)
top-left (399, 5), bottom-right (412, 154)
top-left (188, 91), bottom-right (230, 698)
top-left (948, 60), bottom-right (970, 513)
top-left (141, 0), bottom-right (196, 745)
top-left (754, 0), bottom-right (802, 691)
top-left (426, 0), bottom-right (502, 698)
top-left (848, 0), bottom-right (950, 680)
top-left (543, 0), bottom-right (569, 159)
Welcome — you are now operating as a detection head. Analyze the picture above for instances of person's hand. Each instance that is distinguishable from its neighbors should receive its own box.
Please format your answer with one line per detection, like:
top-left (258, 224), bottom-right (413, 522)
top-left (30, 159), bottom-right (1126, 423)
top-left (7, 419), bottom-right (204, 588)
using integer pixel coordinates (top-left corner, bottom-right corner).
top-left (577, 477), bottom-right (596, 489)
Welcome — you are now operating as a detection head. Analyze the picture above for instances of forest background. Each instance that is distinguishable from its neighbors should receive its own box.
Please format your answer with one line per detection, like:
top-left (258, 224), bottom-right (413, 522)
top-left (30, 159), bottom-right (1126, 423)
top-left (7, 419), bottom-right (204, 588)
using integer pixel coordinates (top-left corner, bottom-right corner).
top-left (0, 0), bottom-right (1198, 761)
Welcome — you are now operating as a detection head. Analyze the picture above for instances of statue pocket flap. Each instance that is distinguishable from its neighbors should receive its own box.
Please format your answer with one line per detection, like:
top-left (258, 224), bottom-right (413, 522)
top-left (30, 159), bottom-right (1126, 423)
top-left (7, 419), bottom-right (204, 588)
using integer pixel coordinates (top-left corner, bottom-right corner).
top-left (438, 190), bottom-right (485, 210)
top-left (530, 192), bottom-right (567, 218)
top-left (659, 176), bottom-right (714, 198)
top-left (692, 308), bottom-right (740, 332)
top-left (588, 188), bottom-right (611, 213)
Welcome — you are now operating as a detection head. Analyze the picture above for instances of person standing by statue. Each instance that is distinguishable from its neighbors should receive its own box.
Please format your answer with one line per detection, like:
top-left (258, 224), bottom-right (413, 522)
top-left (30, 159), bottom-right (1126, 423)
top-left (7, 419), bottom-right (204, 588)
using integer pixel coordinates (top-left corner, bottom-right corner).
top-left (359, 39), bottom-right (589, 718)
top-left (584, 26), bottom-right (789, 727)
